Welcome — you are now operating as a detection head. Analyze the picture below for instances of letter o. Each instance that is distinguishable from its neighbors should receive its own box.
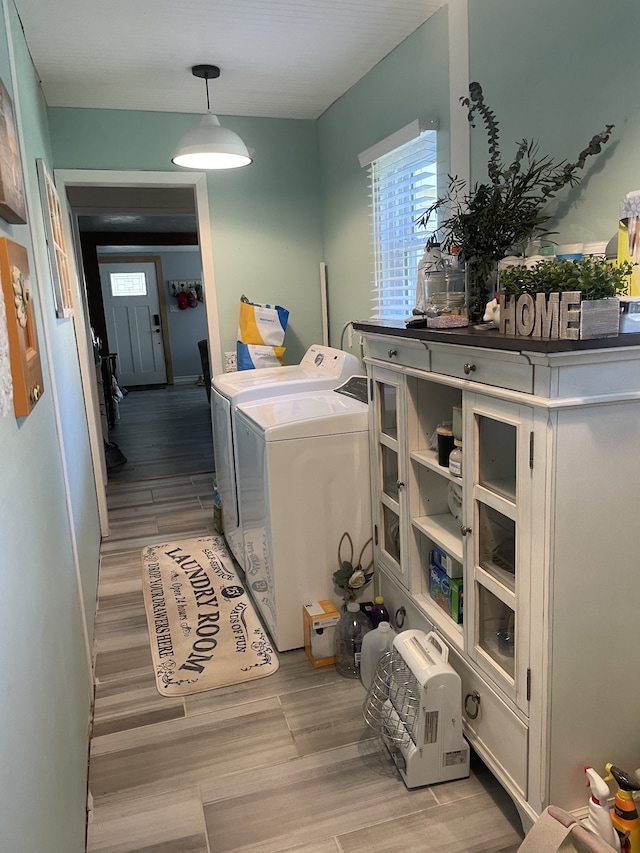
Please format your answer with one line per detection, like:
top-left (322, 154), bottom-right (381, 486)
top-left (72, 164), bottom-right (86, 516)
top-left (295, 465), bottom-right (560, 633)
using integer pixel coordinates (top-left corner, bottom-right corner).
top-left (516, 294), bottom-right (535, 336)
top-left (196, 623), bottom-right (221, 639)
top-left (192, 638), bottom-right (217, 653)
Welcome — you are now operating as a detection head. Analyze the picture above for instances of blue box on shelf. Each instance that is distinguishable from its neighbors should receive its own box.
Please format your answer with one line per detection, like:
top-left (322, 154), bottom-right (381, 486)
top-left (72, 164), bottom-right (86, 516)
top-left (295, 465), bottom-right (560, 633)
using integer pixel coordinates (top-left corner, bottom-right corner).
top-left (429, 562), bottom-right (463, 624)
top-left (431, 545), bottom-right (463, 578)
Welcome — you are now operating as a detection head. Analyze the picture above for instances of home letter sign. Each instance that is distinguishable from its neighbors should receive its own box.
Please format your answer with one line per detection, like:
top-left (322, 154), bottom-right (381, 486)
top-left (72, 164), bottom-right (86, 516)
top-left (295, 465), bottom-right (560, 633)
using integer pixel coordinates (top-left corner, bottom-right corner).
top-left (500, 292), bottom-right (582, 340)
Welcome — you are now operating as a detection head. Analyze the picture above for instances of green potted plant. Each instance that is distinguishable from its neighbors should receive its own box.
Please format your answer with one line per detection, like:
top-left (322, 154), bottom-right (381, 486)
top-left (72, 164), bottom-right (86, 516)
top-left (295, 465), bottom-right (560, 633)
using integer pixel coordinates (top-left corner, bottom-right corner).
top-left (418, 83), bottom-right (615, 323)
top-left (498, 257), bottom-right (633, 340)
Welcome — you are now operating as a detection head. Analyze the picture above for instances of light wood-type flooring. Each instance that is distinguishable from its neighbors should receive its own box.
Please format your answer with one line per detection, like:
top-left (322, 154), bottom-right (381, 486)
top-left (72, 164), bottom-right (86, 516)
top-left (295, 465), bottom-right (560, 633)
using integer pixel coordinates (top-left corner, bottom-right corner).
top-left (106, 383), bottom-right (214, 483)
top-left (87, 384), bottom-right (525, 853)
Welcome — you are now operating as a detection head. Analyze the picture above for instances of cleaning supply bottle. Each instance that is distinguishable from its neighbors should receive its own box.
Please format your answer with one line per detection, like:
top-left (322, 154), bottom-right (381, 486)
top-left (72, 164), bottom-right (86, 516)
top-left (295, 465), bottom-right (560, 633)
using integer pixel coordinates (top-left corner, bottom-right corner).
top-left (604, 763), bottom-right (640, 852)
top-left (360, 621), bottom-right (396, 689)
top-left (334, 601), bottom-right (372, 678)
top-left (583, 766), bottom-right (620, 851)
top-left (369, 596), bottom-right (390, 628)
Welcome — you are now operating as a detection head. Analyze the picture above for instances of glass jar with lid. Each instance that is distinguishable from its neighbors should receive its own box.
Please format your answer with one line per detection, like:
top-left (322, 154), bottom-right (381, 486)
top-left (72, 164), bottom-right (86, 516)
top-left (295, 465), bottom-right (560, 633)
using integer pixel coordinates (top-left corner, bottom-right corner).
top-left (424, 263), bottom-right (468, 328)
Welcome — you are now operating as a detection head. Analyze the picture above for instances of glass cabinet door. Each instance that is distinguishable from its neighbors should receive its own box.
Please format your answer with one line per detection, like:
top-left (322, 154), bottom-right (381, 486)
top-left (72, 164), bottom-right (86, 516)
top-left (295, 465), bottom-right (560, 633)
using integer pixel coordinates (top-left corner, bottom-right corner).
top-left (370, 367), bottom-right (408, 587)
top-left (464, 394), bottom-right (532, 711)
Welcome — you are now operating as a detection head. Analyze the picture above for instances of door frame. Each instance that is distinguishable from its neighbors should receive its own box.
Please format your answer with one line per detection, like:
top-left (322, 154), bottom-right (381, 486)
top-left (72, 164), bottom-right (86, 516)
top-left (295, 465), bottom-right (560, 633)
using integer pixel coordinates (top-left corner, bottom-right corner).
top-left (98, 254), bottom-right (174, 385)
top-left (55, 170), bottom-right (221, 536)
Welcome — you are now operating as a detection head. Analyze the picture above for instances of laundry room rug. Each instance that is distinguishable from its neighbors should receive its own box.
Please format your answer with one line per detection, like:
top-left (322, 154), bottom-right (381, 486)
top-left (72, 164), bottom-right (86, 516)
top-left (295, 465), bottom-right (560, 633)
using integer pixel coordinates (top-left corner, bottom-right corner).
top-left (141, 535), bottom-right (278, 696)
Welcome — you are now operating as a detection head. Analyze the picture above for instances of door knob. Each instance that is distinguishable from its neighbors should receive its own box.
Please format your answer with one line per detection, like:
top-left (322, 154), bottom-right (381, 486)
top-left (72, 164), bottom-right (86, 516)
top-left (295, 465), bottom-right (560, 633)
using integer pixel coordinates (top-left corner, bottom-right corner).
top-left (463, 362), bottom-right (476, 375)
top-left (460, 524), bottom-right (472, 536)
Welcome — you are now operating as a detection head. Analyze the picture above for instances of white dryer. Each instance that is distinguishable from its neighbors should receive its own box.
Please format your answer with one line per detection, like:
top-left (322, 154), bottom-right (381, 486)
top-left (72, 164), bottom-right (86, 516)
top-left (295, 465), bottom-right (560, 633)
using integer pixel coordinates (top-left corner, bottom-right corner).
top-left (234, 383), bottom-right (371, 652)
top-left (211, 345), bottom-right (362, 568)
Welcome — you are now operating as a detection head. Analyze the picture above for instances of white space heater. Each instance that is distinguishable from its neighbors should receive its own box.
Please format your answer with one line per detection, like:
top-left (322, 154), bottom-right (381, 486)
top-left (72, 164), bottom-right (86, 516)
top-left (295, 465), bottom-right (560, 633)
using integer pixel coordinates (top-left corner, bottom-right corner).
top-left (363, 630), bottom-right (470, 788)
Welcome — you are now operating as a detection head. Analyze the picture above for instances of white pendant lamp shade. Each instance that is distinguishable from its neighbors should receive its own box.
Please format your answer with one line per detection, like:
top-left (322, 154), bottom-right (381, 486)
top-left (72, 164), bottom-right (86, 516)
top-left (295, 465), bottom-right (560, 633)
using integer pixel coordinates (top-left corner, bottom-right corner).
top-left (172, 114), bottom-right (252, 169)
top-left (171, 64), bottom-right (253, 170)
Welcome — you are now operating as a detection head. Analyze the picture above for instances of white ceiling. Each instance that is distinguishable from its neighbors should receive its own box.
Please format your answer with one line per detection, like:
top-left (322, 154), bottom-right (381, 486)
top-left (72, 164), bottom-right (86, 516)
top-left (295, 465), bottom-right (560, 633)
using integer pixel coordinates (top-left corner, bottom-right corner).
top-left (13, 0), bottom-right (447, 121)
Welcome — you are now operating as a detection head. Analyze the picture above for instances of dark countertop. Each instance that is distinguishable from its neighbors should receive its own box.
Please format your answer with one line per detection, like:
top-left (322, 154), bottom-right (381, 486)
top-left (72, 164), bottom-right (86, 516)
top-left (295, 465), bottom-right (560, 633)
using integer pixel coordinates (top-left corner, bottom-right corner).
top-left (352, 320), bottom-right (640, 354)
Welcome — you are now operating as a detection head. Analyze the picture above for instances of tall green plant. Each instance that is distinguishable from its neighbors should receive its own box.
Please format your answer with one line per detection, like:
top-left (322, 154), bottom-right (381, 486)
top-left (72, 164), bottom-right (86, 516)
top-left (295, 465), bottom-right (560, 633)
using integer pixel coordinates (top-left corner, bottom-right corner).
top-left (418, 83), bottom-right (614, 320)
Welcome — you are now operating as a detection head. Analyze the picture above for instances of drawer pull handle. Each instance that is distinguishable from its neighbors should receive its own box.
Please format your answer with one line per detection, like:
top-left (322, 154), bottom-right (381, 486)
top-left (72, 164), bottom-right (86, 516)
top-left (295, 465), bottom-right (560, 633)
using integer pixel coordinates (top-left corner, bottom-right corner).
top-left (465, 690), bottom-right (481, 719)
top-left (388, 348), bottom-right (398, 358)
top-left (460, 524), bottom-right (472, 536)
top-left (395, 606), bottom-right (406, 629)
top-left (463, 362), bottom-right (476, 375)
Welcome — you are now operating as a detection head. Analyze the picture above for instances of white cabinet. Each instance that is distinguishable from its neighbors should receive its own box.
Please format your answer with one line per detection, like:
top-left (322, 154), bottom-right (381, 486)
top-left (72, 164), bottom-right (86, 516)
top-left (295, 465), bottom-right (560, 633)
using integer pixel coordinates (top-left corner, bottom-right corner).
top-left (358, 326), bottom-right (640, 829)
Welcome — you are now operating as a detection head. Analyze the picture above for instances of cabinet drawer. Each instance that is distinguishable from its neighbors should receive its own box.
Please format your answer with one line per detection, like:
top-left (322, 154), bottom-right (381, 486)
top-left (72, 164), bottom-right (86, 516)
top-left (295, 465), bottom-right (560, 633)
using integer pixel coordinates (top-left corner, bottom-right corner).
top-left (365, 335), bottom-right (430, 371)
top-left (429, 344), bottom-right (533, 393)
top-left (451, 648), bottom-right (528, 799)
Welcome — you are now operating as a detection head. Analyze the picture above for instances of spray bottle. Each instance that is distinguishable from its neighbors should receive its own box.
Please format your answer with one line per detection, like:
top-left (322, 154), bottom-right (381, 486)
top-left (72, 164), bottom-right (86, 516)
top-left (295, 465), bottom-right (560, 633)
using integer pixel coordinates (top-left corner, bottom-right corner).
top-left (604, 763), bottom-right (640, 852)
top-left (583, 766), bottom-right (620, 851)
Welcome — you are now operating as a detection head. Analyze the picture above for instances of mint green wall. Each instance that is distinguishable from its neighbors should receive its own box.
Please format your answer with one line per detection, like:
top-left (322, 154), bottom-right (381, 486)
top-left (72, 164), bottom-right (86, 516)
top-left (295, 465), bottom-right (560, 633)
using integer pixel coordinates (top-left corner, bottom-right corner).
top-left (1, 4), bottom-right (97, 852)
top-left (468, 0), bottom-right (640, 246)
top-left (317, 8), bottom-right (450, 345)
top-left (48, 109), bottom-right (322, 365)
top-left (318, 0), bottom-right (640, 342)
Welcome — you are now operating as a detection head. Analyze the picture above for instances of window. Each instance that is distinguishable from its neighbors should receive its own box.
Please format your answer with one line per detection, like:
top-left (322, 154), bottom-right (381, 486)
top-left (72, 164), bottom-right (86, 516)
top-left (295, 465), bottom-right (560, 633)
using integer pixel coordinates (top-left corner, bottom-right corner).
top-left (363, 124), bottom-right (438, 322)
top-left (109, 271), bottom-right (148, 297)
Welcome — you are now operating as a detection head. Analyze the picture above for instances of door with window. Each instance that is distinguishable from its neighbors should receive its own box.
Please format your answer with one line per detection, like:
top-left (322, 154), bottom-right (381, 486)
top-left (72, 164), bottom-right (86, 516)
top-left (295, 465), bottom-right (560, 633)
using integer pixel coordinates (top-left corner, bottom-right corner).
top-left (99, 259), bottom-right (167, 386)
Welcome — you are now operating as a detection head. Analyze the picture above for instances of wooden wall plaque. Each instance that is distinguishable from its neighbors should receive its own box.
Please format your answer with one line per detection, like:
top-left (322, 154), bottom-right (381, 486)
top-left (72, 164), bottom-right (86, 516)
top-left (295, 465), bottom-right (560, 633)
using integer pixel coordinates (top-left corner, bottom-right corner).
top-left (0, 238), bottom-right (44, 416)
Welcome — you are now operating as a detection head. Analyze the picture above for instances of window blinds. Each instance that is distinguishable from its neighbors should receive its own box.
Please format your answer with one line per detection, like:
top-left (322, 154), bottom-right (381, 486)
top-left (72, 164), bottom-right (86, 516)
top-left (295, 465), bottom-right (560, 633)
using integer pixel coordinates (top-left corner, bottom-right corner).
top-left (365, 126), bottom-right (437, 323)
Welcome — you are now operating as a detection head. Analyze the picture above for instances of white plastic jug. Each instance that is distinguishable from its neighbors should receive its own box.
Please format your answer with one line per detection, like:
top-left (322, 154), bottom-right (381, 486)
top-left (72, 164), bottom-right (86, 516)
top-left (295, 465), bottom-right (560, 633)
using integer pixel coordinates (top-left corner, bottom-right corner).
top-left (360, 621), bottom-right (396, 689)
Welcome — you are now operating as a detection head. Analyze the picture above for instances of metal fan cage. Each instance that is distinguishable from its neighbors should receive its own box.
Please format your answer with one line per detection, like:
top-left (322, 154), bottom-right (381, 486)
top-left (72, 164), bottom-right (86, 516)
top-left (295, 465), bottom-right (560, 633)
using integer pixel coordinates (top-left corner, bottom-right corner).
top-left (362, 648), bottom-right (421, 747)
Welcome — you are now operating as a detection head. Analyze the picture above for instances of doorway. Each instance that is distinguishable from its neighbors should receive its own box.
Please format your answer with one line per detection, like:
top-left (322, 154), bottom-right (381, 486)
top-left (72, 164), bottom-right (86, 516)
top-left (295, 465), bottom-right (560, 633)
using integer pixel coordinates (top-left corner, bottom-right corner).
top-left (55, 170), bottom-right (221, 534)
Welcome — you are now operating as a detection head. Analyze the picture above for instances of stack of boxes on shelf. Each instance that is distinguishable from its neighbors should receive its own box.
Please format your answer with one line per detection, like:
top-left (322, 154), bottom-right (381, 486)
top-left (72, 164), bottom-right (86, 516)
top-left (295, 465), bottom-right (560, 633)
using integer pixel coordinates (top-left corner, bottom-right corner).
top-left (429, 544), bottom-right (463, 624)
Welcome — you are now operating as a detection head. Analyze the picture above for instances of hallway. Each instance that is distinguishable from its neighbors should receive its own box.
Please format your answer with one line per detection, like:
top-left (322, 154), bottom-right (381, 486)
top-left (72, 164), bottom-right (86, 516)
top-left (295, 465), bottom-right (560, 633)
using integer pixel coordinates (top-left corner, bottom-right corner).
top-left (86, 387), bottom-right (524, 852)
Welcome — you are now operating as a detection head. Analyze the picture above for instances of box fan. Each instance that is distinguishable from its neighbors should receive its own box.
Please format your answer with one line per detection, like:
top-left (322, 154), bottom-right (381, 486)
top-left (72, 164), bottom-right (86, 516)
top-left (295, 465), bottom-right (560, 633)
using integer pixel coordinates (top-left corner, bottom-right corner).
top-left (363, 630), bottom-right (470, 788)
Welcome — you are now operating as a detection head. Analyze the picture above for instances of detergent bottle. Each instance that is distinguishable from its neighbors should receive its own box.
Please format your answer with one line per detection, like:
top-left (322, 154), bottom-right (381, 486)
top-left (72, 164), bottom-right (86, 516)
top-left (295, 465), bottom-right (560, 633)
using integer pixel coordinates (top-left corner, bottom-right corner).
top-left (604, 763), bottom-right (640, 852)
top-left (583, 766), bottom-right (620, 851)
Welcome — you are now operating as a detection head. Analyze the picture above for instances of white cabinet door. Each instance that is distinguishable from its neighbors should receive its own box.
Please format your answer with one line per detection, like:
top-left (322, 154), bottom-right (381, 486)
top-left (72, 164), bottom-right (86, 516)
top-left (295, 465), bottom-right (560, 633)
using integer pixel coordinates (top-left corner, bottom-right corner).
top-left (463, 393), bottom-right (533, 714)
top-left (369, 366), bottom-right (409, 588)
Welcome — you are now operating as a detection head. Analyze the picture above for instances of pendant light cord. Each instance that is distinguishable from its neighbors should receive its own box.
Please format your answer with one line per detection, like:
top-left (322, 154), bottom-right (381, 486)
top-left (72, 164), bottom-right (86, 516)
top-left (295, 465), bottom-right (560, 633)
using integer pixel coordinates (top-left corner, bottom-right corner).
top-left (205, 75), bottom-right (211, 111)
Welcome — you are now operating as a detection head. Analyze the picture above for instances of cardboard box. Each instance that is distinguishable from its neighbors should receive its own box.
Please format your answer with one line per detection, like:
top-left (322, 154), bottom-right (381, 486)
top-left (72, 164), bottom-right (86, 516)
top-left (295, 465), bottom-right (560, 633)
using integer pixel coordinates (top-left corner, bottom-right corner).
top-left (303, 601), bottom-right (340, 667)
top-left (431, 545), bottom-right (463, 578)
top-left (429, 562), bottom-right (463, 624)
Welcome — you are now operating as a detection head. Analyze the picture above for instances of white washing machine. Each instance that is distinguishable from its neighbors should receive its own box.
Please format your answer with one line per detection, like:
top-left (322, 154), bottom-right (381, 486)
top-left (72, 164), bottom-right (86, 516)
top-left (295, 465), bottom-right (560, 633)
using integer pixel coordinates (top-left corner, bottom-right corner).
top-left (211, 345), bottom-right (362, 568)
top-left (234, 383), bottom-right (371, 652)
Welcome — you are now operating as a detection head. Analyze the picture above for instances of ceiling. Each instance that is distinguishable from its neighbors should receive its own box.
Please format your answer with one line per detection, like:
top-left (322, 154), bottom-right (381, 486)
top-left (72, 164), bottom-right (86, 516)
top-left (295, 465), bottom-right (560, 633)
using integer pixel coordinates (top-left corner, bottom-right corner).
top-left (13, 0), bottom-right (447, 121)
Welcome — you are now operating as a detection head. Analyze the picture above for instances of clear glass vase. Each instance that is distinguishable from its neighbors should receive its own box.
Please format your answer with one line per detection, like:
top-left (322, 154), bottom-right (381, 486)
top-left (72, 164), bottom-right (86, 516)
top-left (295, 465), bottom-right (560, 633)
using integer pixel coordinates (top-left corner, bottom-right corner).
top-left (465, 259), bottom-right (499, 325)
top-left (423, 266), bottom-right (468, 328)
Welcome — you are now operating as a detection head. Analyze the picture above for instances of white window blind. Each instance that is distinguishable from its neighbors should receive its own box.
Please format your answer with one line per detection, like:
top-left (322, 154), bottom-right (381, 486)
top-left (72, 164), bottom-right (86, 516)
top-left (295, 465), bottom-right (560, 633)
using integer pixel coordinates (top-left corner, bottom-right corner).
top-left (366, 126), bottom-right (437, 323)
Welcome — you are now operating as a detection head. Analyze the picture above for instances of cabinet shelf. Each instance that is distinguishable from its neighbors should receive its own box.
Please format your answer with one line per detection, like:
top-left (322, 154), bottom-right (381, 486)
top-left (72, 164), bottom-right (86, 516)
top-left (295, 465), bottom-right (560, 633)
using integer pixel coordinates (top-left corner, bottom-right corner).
top-left (475, 565), bottom-right (516, 609)
top-left (379, 431), bottom-right (398, 450)
top-left (476, 482), bottom-right (516, 516)
top-left (410, 447), bottom-right (461, 482)
top-left (412, 512), bottom-right (464, 563)
top-left (413, 592), bottom-right (464, 650)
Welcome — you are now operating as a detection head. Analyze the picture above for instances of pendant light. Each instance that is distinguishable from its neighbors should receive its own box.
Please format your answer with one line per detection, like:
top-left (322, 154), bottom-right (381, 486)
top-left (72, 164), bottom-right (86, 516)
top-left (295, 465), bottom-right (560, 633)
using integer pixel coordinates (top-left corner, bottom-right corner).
top-left (172, 65), bottom-right (253, 170)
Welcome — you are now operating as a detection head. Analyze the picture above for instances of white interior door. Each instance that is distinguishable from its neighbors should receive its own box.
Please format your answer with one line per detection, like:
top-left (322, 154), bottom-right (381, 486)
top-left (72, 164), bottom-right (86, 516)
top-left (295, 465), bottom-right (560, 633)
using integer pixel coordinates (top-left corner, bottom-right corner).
top-left (99, 260), bottom-right (167, 386)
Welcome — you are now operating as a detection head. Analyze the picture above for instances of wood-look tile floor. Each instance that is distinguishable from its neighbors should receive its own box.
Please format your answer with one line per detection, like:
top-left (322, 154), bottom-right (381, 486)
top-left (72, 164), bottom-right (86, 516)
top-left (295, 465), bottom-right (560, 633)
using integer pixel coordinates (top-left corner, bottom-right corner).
top-left (87, 386), bottom-right (525, 853)
top-left (106, 383), bottom-right (214, 483)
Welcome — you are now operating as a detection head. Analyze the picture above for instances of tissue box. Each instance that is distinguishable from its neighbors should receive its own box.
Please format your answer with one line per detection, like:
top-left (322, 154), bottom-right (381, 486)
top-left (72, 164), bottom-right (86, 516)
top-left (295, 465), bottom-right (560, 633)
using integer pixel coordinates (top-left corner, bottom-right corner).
top-left (303, 601), bottom-right (340, 667)
top-left (429, 562), bottom-right (463, 624)
top-left (620, 297), bottom-right (640, 333)
top-left (431, 545), bottom-right (463, 578)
